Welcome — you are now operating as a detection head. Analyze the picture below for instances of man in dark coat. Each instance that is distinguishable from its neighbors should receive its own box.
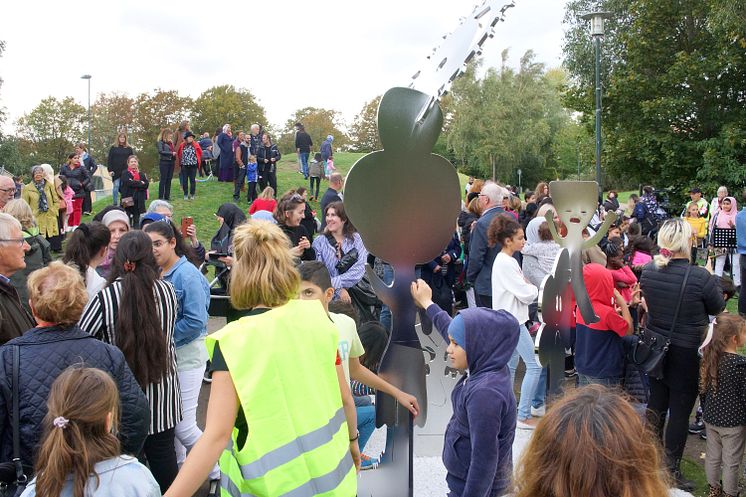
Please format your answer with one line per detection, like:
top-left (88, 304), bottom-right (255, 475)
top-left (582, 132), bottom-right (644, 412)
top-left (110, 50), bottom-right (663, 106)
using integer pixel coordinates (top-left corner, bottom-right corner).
top-left (0, 214), bottom-right (35, 344)
top-left (295, 124), bottom-right (313, 180)
top-left (319, 173), bottom-right (344, 232)
top-left (466, 182), bottom-right (508, 307)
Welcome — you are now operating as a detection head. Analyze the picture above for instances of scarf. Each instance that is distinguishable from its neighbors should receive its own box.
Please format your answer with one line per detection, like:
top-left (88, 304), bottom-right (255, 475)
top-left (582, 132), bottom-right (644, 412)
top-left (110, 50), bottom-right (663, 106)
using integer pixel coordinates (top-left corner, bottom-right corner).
top-left (34, 180), bottom-right (49, 213)
top-left (211, 203), bottom-right (246, 252)
top-left (129, 168), bottom-right (141, 182)
top-left (714, 197), bottom-right (738, 229)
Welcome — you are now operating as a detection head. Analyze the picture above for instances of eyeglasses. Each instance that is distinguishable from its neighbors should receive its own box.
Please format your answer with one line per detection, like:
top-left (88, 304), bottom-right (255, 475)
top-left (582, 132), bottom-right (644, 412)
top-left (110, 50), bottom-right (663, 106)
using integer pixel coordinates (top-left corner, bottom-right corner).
top-left (0, 188), bottom-right (16, 194)
top-left (0, 238), bottom-right (26, 247)
top-left (151, 240), bottom-right (168, 248)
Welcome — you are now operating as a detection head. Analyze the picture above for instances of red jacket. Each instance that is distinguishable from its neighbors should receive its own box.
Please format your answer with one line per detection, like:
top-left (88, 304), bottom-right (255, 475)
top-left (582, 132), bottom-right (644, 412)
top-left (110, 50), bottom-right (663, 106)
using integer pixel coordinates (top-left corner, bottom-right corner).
top-left (176, 141), bottom-right (202, 168)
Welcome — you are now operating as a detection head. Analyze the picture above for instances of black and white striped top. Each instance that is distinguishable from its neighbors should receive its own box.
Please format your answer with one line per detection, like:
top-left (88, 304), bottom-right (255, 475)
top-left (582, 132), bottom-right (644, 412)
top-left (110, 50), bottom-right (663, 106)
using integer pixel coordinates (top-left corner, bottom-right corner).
top-left (79, 278), bottom-right (182, 435)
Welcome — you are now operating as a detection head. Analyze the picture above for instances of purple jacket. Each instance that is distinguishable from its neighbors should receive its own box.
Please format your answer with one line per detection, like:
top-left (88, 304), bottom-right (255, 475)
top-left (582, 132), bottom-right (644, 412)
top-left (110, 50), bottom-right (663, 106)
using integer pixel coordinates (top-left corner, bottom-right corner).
top-left (426, 304), bottom-right (519, 497)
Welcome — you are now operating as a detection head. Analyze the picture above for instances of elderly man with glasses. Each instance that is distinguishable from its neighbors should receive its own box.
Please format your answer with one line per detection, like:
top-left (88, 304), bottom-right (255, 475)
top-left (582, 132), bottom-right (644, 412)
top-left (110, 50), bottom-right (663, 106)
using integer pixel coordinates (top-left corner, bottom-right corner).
top-left (0, 176), bottom-right (17, 210)
top-left (0, 213), bottom-right (35, 343)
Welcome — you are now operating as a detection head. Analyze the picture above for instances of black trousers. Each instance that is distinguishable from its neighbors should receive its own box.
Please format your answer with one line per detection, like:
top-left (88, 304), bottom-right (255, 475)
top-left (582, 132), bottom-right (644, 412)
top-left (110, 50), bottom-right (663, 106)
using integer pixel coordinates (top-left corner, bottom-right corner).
top-left (476, 293), bottom-right (492, 308)
top-left (159, 162), bottom-right (174, 200)
top-left (182, 166), bottom-right (197, 196)
top-left (309, 176), bottom-right (321, 199)
top-left (140, 427), bottom-right (178, 493)
top-left (266, 170), bottom-right (277, 196)
top-left (646, 344), bottom-right (700, 466)
top-left (247, 181), bottom-right (257, 202)
top-left (233, 166), bottom-right (246, 200)
top-left (82, 191), bottom-right (92, 214)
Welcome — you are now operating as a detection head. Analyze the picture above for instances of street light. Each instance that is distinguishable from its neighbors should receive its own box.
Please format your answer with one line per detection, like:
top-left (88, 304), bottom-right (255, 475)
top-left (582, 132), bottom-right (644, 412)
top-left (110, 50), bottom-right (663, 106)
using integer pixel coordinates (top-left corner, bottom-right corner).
top-left (81, 74), bottom-right (92, 153)
top-left (581, 11), bottom-right (610, 192)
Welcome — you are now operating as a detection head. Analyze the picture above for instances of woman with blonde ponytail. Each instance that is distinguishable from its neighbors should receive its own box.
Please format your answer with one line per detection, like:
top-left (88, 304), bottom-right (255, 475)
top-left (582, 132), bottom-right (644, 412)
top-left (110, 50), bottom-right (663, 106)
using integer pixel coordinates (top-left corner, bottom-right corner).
top-left (22, 367), bottom-right (159, 497)
top-left (640, 217), bottom-right (725, 490)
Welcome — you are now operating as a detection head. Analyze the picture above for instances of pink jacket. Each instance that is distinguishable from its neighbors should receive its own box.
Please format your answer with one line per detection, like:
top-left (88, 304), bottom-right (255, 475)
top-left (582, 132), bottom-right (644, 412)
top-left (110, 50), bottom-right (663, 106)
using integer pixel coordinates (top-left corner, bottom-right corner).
top-left (63, 186), bottom-right (74, 212)
top-left (609, 265), bottom-right (637, 303)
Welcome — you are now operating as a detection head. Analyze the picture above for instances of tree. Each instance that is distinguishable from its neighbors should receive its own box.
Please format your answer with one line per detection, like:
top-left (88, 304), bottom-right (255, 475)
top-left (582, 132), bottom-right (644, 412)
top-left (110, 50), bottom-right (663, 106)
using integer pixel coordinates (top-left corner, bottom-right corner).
top-left (91, 92), bottom-right (136, 160)
top-left (445, 51), bottom-right (571, 188)
top-left (191, 85), bottom-right (267, 138)
top-left (0, 40), bottom-right (6, 132)
top-left (16, 97), bottom-right (86, 167)
top-left (277, 107), bottom-right (348, 154)
top-left (562, 0), bottom-right (746, 192)
top-left (130, 89), bottom-right (192, 175)
top-left (348, 96), bottom-right (382, 152)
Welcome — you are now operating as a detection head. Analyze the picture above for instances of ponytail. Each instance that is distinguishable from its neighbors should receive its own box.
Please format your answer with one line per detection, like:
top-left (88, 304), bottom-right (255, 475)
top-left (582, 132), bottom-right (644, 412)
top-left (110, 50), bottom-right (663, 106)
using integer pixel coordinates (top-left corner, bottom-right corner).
top-left (35, 367), bottom-right (120, 497)
top-left (62, 222), bottom-right (111, 276)
top-left (700, 314), bottom-right (746, 394)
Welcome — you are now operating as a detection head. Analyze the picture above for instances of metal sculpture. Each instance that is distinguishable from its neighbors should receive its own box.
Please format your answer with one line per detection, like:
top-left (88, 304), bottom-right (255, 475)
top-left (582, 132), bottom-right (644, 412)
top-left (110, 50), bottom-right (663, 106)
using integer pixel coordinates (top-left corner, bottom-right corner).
top-left (536, 181), bottom-right (616, 393)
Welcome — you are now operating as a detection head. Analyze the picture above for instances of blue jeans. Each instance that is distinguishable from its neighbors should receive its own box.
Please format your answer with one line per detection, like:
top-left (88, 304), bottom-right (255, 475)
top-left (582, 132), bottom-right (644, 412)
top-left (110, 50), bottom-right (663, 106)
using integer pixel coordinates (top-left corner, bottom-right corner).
top-left (112, 178), bottom-right (120, 205)
top-left (299, 152), bottom-right (310, 178)
top-left (532, 367), bottom-right (547, 409)
top-left (356, 404), bottom-right (376, 452)
top-left (379, 263), bottom-right (394, 333)
top-left (577, 373), bottom-right (620, 387)
top-left (508, 324), bottom-right (542, 421)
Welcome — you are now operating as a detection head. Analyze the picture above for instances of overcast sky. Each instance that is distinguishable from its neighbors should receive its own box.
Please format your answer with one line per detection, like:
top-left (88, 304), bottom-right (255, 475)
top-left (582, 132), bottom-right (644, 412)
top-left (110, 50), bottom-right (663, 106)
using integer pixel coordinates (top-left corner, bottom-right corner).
top-left (1, 0), bottom-right (568, 133)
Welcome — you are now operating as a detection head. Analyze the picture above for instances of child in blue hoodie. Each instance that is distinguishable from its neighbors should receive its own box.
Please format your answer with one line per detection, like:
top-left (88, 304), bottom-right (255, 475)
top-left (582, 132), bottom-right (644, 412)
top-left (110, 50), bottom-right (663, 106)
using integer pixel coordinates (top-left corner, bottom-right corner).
top-left (246, 154), bottom-right (258, 203)
top-left (412, 278), bottom-right (519, 497)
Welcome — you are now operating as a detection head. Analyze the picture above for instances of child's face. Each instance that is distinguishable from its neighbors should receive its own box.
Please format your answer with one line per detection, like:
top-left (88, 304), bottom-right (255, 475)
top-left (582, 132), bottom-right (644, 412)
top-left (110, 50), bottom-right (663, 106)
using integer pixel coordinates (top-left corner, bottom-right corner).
top-left (688, 205), bottom-right (699, 217)
top-left (608, 226), bottom-right (621, 238)
top-left (723, 200), bottom-right (732, 212)
top-left (446, 337), bottom-right (468, 370)
top-left (298, 281), bottom-right (333, 311)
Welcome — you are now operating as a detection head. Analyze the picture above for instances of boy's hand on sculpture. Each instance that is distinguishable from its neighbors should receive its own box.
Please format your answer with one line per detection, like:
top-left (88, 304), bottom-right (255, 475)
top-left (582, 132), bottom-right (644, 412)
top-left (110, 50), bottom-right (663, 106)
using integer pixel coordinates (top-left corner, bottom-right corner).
top-left (410, 279), bottom-right (434, 309)
top-left (394, 390), bottom-right (420, 417)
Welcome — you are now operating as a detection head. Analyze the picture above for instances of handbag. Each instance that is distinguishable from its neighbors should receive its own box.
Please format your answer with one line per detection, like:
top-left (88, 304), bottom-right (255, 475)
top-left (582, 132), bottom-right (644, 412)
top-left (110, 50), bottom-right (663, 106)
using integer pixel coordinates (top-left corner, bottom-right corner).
top-left (0, 346), bottom-right (29, 497)
top-left (627, 265), bottom-right (691, 380)
top-left (120, 196), bottom-right (135, 208)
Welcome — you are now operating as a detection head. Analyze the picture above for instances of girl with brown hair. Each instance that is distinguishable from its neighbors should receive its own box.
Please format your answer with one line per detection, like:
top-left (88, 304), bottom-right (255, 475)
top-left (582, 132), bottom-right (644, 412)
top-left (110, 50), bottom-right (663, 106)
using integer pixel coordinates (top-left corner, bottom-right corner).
top-left (512, 385), bottom-right (670, 497)
top-left (700, 313), bottom-right (746, 497)
top-left (23, 367), bottom-right (158, 497)
top-left (157, 128), bottom-right (176, 201)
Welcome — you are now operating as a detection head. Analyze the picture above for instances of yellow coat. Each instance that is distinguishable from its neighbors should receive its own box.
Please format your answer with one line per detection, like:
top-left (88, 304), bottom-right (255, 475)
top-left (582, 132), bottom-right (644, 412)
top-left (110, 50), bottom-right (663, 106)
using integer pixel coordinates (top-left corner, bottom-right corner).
top-left (22, 181), bottom-right (59, 238)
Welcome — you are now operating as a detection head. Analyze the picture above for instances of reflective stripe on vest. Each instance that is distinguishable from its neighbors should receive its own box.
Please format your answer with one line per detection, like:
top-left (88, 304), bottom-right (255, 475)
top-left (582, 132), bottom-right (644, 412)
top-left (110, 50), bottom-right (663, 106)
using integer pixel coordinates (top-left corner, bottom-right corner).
top-left (207, 300), bottom-right (356, 497)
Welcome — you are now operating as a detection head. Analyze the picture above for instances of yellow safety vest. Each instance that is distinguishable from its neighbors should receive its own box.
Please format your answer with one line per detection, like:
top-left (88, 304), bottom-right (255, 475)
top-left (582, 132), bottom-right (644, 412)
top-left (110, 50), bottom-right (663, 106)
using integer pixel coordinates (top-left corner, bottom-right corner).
top-left (206, 299), bottom-right (356, 497)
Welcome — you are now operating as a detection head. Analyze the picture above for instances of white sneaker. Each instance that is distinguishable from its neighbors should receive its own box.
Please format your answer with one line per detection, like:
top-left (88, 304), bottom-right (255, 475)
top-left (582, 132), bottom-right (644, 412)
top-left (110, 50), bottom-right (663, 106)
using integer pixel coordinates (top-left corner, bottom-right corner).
top-left (517, 419), bottom-right (538, 430)
top-left (531, 405), bottom-right (546, 417)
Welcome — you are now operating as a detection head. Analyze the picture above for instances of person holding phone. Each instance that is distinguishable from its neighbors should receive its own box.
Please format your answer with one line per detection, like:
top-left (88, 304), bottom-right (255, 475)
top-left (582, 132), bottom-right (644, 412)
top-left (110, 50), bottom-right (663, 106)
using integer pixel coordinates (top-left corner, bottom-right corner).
top-left (275, 190), bottom-right (315, 261)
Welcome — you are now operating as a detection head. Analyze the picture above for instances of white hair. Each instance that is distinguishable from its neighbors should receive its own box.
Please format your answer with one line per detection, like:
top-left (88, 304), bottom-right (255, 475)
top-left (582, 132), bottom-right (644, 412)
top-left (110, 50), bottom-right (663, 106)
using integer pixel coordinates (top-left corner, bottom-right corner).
top-left (654, 218), bottom-right (692, 268)
top-left (222, 124), bottom-right (231, 133)
top-left (0, 212), bottom-right (22, 241)
top-left (481, 182), bottom-right (507, 206)
top-left (147, 199), bottom-right (173, 214)
top-left (718, 186), bottom-right (728, 195)
top-left (251, 124), bottom-right (260, 131)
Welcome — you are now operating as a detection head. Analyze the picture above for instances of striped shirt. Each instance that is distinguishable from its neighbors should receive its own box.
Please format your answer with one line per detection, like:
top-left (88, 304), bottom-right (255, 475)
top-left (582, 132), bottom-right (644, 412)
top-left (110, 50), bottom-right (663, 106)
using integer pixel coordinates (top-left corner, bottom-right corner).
top-left (79, 279), bottom-right (182, 435)
top-left (312, 232), bottom-right (369, 294)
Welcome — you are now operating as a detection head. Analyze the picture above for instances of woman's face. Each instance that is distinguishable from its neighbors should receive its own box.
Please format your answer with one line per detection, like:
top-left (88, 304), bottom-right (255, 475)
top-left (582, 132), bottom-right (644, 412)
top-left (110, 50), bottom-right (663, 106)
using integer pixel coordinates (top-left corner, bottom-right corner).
top-left (33, 170), bottom-right (44, 182)
top-left (118, 134), bottom-right (126, 145)
top-left (165, 132), bottom-right (172, 142)
top-left (238, 132), bottom-right (245, 142)
top-left (108, 221), bottom-right (129, 252)
top-left (147, 232), bottom-right (176, 268)
top-left (542, 185), bottom-right (548, 195)
top-left (285, 204), bottom-right (305, 227)
top-left (128, 157), bottom-right (139, 170)
top-left (325, 208), bottom-right (344, 233)
top-left (74, 146), bottom-right (83, 156)
top-left (70, 155), bottom-right (80, 167)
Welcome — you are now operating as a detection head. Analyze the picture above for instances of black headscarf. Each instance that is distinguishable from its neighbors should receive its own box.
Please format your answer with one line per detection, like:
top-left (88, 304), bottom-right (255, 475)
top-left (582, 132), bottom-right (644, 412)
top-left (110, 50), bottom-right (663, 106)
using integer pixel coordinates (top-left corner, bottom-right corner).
top-left (211, 203), bottom-right (247, 253)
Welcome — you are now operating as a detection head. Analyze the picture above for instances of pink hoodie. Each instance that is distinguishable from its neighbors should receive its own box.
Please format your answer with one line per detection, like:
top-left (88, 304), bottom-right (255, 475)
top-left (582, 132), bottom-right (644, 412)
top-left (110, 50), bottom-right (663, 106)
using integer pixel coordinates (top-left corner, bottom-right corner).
top-left (712, 196), bottom-right (738, 229)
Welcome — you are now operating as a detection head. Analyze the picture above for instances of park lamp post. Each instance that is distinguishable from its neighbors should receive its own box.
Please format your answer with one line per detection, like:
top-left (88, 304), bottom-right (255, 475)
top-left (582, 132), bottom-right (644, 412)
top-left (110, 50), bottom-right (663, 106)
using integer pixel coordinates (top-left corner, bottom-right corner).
top-left (581, 11), bottom-right (610, 193)
top-left (81, 74), bottom-right (92, 154)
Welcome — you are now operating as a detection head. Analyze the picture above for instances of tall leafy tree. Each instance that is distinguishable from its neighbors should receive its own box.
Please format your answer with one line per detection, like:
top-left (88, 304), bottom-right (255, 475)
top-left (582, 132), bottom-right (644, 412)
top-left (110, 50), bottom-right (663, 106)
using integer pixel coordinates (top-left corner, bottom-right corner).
top-left (91, 92), bottom-right (136, 161)
top-left (348, 96), bottom-right (382, 152)
top-left (191, 85), bottom-right (266, 138)
top-left (277, 107), bottom-right (347, 154)
top-left (16, 97), bottom-right (86, 167)
top-left (563, 0), bottom-right (746, 192)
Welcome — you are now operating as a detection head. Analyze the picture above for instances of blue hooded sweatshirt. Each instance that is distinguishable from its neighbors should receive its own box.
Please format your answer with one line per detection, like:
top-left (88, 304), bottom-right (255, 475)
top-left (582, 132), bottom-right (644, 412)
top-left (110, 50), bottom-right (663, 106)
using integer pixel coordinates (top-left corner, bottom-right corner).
top-left (426, 304), bottom-right (520, 497)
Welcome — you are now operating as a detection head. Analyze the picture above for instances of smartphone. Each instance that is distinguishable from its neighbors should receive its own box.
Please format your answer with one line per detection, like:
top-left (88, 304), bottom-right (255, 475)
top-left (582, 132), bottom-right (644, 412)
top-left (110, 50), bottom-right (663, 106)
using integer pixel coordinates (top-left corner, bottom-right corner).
top-left (181, 217), bottom-right (193, 238)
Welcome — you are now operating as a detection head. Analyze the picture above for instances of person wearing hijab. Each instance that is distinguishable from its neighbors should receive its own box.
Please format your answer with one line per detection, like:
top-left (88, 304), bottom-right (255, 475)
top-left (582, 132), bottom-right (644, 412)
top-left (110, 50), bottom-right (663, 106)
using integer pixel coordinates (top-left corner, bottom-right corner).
top-left (210, 203), bottom-right (246, 255)
top-left (710, 196), bottom-right (740, 285)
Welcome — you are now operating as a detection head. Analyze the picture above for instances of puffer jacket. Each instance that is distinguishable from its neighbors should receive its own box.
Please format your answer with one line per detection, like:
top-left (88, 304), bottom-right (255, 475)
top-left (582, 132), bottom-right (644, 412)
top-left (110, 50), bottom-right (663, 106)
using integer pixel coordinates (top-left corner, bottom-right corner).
top-left (640, 259), bottom-right (725, 348)
top-left (59, 165), bottom-right (91, 198)
top-left (0, 326), bottom-right (149, 467)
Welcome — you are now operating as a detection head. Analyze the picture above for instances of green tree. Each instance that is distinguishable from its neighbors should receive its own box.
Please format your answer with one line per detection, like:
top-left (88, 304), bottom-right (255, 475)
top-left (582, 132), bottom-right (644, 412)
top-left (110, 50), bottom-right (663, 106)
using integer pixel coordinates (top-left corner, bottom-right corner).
top-left (563, 0), bottom-right (746, 192)
top-left (446, 51), bottom-right (570, 188)
top-left (16, 96), bottom-right (86, 167)
top-left (0, 136), bottom-right (26, 176)
top-left (91, 92), bottom-right (136, 161)
top-left (277, 107), bottom-right (347, 154)
top-left (348, 96), bottom-right (382, 152)
top-left (191, 85), bottom-right (267, 138)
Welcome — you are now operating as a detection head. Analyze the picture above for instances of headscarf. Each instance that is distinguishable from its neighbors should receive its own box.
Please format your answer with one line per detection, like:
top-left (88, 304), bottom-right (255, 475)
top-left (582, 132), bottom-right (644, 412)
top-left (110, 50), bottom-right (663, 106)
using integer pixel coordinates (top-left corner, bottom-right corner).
top-left (714, 196), bottom-right (738, 229)
top-left (34, 178), bottom-right (48, 213)
top-left (211, 203), bottom-right (247, 252)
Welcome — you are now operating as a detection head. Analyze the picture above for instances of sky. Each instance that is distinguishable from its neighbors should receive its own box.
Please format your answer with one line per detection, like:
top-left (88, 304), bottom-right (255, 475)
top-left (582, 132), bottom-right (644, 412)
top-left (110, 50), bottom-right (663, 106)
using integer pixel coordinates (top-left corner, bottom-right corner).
top-left (0, 0), bottom-right (568, 134)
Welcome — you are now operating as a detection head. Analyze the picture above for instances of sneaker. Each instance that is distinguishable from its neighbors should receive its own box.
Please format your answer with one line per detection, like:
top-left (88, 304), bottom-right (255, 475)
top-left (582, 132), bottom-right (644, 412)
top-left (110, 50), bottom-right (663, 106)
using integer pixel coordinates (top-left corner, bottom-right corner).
top-left (531, 405), bottom-right (546, 417)
top-left (360, 454), bottom-right (380, 470)
top-left (688, 419), bottom-right (705, 434)
top-left (700, 427), bottom-right (707, 440)
top-left (184, 195), bottom-right (188, 201)
top-left (517, 418), bottom-right (538, 430)
top-left (203, 361), bottom-right (213, 384)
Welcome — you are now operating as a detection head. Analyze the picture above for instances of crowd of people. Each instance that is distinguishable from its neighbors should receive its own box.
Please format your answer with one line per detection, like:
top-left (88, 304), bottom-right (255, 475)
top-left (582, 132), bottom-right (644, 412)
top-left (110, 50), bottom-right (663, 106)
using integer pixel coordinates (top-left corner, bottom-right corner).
top-left (3, 132), bottom-right (746, 497)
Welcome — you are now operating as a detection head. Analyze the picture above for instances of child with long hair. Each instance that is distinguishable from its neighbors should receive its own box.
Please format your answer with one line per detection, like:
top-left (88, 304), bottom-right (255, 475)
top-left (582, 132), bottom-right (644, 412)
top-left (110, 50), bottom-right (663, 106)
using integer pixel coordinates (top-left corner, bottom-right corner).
top-left (684, 201), bottom-right (707, 265)
top-left (700, 313), bottom-right (746, 497)
top-left (512, 385), bottom-right (670, 497)
top-left (23, 367), bottom-right (158, 497)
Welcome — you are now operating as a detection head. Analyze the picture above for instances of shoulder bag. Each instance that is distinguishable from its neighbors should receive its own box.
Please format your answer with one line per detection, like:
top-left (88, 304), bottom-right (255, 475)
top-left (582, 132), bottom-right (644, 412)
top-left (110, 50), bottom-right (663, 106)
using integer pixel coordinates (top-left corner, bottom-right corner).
top-left (0, 346), bottom-right (28, 497)
top-left (627, 265), bottom-right (692, 380)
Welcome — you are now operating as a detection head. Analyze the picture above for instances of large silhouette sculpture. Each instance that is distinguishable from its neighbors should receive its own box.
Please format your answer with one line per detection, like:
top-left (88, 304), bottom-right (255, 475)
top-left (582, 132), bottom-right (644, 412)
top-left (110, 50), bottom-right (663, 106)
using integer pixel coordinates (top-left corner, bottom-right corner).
top-left (345, 87), bottom-right (461, 496)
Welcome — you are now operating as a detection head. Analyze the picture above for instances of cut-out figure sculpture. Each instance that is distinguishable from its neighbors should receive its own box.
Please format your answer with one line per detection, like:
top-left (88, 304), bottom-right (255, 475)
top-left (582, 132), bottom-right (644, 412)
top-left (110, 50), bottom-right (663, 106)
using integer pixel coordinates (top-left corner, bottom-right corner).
top-left (537, 181), bottom-right (616, 394)
top-left (345, 87), bottom-right (461, 497)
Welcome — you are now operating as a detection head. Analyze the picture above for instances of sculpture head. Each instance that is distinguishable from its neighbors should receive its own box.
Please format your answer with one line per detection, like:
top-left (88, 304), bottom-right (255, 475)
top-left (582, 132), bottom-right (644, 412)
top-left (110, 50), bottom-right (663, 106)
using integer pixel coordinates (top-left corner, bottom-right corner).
top-left (550, 181), bottom-right (598, 238)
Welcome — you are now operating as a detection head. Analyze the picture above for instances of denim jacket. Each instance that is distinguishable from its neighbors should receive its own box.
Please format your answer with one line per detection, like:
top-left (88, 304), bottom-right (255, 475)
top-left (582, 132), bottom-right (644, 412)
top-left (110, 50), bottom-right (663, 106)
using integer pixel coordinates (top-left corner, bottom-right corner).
top-left (21, 455), bottom-right (160, 497)
top-left (162, 256), bottom-right (210, 348)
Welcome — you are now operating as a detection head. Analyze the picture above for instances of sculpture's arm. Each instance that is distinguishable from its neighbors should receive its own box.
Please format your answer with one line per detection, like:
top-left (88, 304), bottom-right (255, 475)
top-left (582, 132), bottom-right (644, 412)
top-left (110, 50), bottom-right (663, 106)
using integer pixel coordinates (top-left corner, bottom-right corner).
top-left (583, 211), bottom-right (617, 248)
